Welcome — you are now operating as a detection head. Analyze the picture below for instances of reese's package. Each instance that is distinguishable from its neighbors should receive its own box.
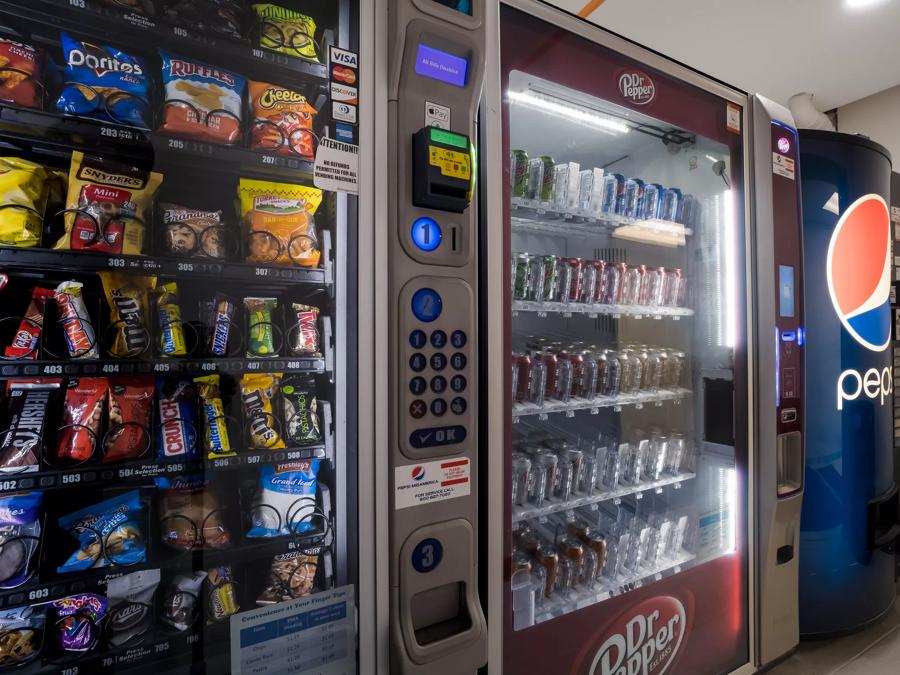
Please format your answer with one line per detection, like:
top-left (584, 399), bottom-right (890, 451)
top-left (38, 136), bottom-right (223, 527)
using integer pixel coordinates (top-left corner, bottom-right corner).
top-left (253, 4), bottom-right (319, 62)
top-left (0, 380), bottom-right (60, 474)
top-left (249, 81), bottom-right (317, 158)
top-left (160, 202), bottom-right (230, 259)
top-left (240, 373), bottom-right (284, 449)
top-left (53, 151), bottom-right (162, 255)
top-left (0, 157), bottom-right (52, 248)
top-left (155, 281), bottom-right (187, 357)
top-left (238, 178), bottom-right (322, 267)
top-left (160, 52), bottom-right (246, 145)
top-left (156, 378), bottom-right (199, 461)
top-left (4, 287), bottom-right (53, 359)
top-left (195, 374), bottom-right (233, 457)
top-left (56, 377), bottom-right (107, 464)
top-left (99, 272), bottom-right (156, 358)
top-left (104, 376), bottom-right (154, 463)
top-left (56, 33), bottom-right (150, 128)
top-left (0, 38), bottom-right (42, 110)
top-left (54, 281), bottom-right (99, 360)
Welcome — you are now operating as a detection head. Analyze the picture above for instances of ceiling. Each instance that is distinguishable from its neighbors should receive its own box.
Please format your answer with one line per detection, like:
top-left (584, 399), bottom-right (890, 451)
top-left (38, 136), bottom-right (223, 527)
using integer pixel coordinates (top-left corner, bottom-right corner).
top-left (544, 0), bottom-right (900, 110)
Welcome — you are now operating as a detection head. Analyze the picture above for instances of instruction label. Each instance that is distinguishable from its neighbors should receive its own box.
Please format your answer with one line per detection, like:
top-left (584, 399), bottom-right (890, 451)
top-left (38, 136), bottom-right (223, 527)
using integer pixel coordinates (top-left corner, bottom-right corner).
top-left (395, 458), bottom-right (470, 509)
top-left (772, 152), bottom-right (795, 180)
top-left (428, 145), bottom-right (471, 180)
top-left (314, 137), bottom-right (359, 194)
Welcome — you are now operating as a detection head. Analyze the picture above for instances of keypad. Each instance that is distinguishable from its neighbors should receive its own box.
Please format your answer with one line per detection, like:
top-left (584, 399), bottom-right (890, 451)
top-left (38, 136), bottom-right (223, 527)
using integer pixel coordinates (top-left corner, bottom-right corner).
top-left (410, 400), bottom-right (427, 419)
top-left (451, 397), bottom-right (467, 415)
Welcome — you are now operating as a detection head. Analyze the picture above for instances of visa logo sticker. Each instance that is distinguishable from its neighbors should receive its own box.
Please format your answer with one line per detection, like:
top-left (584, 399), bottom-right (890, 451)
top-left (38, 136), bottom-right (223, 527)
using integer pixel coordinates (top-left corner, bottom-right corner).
top-left (330, 83), bottom-right (358, 105)
top-left (329, 46), bottom-right (358, 70)
top-left (335, 123), bottom-right (355, 143)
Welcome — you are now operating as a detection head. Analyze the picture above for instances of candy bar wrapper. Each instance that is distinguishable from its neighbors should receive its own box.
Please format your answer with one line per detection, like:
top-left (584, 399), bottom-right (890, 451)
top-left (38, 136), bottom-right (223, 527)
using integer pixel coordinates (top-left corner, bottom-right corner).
top-left (289, 303), bottom-right (320, 356)
top-left (0, 491), bottom-right (42, 590)
top-left (54, 281), bottom-right (98, 359)
top-left (4, 287), bottom-right (53, 359)
top-left (107, 568), bottom-right (159, 648)
top-left (57, 490), bottom-right (145, 573)
top-left (195, 374), bottom-right (233, 458)
top-left (0, 380), bottom-right (60, 474)
top-left (156, 378), bottom-right (198, 462)
top-left (51, 593), bottom-right (107, 653)
top-left (247, 460), bottom-right (319, 538)
top-left (155, 281), bottom-right (187, 357)
top-left (56, 377), bottom-right (107, 463)
top-left (245, 296), bottom-right (278, 357)
top-left (240, 373), bottom-right (284, 449)
top-left (99, 272), bottom-right (156, 358)
top-left (282, 377), bottom-right (321, 446)
top-left (205, 566), bottom-right (239, 623)
top-left (0, 604), bottom-right (45, 667)
top-left (104, 376), bottom-right (154, 463)
top-left (162, 570), bottom-right (206, 632)
top-left (256, 551), bottom-right (317, 605)
top-left (207, 293), bottom-right (236, 357)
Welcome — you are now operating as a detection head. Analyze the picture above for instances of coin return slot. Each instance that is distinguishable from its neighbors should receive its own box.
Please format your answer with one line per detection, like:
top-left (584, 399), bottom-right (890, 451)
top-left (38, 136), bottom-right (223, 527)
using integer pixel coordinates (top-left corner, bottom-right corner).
top-left (776, 431), bottom-right (803, 497)
top-left (410, 581), bottom-right (472, 647)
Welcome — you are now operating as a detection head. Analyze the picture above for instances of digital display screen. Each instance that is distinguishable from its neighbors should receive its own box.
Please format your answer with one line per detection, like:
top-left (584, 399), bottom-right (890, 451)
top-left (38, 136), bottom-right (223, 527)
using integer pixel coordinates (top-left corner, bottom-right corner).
top-left (779, 265), bottom-right (795, 317)
top-left (432, 0), bottom-right (472, 15)
top-left (415, 44), bottom-right (468, 88)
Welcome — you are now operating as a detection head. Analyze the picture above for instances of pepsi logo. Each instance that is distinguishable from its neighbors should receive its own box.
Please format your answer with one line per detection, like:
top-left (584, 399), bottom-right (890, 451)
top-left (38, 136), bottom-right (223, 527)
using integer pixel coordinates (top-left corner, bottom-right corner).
top-left (411, 466), bottom-right (425, 481)
top-left (618, 71), bottom-right (655, 106)
top-left (826, 193), bottom-right (891, 352)
top-left (777, 137), bottom-right (791, 154)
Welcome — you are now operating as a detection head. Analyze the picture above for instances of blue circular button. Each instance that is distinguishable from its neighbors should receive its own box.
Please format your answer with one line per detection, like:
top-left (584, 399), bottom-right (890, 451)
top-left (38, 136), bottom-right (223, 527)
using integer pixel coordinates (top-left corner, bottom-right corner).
top-left (411, 217), bottom-right (442, 252)
top-left (412, 537), bottom-right (443, 573)
top-left (411, 288), bottom-right (442, 323)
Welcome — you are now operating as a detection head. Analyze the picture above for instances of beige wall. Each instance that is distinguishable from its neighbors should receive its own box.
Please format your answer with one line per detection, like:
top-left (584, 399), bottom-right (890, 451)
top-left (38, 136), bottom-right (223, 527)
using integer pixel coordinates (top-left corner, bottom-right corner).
top-left (837, 84), bottom-right (900, 161)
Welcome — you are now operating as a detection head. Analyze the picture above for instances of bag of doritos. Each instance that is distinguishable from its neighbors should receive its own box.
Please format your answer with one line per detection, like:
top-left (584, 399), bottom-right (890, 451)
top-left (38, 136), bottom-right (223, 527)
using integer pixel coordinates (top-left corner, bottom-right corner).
top-left (0, 38), bottom-right (42, 110)
top-left (99, 272), bottom-right (156, 358)
top-left (253, 4), bottom-right (319, 62)
top-left (56, 33), bottom-right (150, 128)
top-left (249, 81), bottom-right (317, 158)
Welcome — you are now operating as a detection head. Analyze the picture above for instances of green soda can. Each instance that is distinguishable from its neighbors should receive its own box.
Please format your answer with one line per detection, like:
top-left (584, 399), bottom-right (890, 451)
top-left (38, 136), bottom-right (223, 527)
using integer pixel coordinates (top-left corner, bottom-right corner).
top-left (513, 252), bottom-right (533, 300)
top-left (539, 155), bottom-right (555, 202)
top-left (510, 149), bottom-right (529, 197)
top-left (540, 254), bottom-right (559, 301)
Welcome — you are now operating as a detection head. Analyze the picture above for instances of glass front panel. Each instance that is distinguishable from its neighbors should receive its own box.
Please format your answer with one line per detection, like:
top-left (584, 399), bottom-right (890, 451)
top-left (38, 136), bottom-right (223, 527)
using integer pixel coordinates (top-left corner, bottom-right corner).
top-left (501, 6), bottom-right (748, 674)
top-left (0, 0), bottom-right (358, 672)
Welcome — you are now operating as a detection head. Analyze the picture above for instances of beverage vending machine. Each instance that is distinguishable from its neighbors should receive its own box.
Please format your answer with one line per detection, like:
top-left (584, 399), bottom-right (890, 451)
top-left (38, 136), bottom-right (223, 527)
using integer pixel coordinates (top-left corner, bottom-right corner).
top-left (481, 1), bottom-right (805, 673)
top-left (0, 0), bottom-right (373, 672)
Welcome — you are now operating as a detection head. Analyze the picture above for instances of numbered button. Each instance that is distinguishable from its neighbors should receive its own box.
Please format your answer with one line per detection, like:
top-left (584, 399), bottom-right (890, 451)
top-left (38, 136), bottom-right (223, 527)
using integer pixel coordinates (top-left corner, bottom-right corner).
top-left (431, 398), bottom-right (447, 416)
top-left (450, 352), bottom-right (467, 370)
top-left (409, 353), bottom-right (426, 372)
top-left (409, 377), bottom-right (427, 396)
top-left (412, 537), bottom-right (443, 573)
top-left (451, 375), bottom-right (467, 392)
top-left (430, 330), bottom-right (447, 348)
top-left (409, 400), bottom-right (427, 419)
top-left (450, 330), bottom-right (467, 348)
top-left (411, 288), bottom-right (442, 323)
top-left (409, 330), bottom-right (426, 349)
top-left (430, 353), bottom-right (447, 371)
top-left (411, 217), bottom-right (442, 252)
top-left (431, 376), bottom-right (447, 394)
top-left (451, 397), bottom-right (467, 415)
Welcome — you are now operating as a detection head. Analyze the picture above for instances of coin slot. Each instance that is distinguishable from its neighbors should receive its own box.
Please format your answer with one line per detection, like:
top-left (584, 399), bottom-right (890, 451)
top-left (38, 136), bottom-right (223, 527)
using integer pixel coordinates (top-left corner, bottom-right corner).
top-left (451, 225), bottom-right (458, 252)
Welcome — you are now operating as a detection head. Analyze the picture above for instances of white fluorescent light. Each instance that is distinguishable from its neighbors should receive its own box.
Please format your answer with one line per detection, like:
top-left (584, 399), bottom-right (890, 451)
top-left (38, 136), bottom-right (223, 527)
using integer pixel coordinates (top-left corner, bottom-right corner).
top-left (845, 0), bottom-right (889, 9)
top-left (705, 154), bottom-right (718, 162)
top-left (507, 89), bottom-right (630, 135)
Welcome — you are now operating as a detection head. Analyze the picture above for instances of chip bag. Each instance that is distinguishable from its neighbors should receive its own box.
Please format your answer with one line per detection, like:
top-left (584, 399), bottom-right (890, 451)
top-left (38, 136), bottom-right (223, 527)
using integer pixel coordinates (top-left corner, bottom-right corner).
top-left (249, 81), bottom-right (317, 158)
top-left (99, 272), bottom-right (156, 358)
top-left (164, 0), bottom-right (247, 41)
top-left (54, 151), bottom-right (162, 255)
top-left (0, 157), bottom-right (51, 248)
top-left (0, 38), bottom-right (42, 110)
top-left (240, 373), bottom-right (284, 449)
top-left (256, 551), bottom-right (317, 605)
top-left (247, 460), bottom-right (320, 538)
top-left (238, 178), bottom-right (322, 267)
top-left (253, 4), bottom-right (319, 62)
top-left (57, 490), bottom-right (145, 573)
top-left (56, 33), bottom-right (150, 128)
top-left (195, 374), bottom-right (233, 457)
top-left (160, 52), bottom-right (245, 145)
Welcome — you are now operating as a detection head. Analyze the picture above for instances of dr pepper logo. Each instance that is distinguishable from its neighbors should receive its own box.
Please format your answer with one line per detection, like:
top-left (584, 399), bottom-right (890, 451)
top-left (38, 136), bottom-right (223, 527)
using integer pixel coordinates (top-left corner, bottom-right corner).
top-left (618, 70), bottom-right (656, 106)
top-left (584, 596), bottom-right (686, 675)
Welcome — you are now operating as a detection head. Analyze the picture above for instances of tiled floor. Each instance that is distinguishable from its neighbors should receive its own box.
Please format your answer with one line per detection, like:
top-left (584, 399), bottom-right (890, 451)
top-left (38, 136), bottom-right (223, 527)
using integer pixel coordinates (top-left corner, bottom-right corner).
top-left (767, 597), bottom-right (900, 674)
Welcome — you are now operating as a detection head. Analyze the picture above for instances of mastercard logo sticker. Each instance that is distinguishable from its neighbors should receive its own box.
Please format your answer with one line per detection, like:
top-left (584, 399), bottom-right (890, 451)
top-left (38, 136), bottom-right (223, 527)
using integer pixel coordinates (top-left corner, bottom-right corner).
top-left (332, 65), bottom-right (356, 85)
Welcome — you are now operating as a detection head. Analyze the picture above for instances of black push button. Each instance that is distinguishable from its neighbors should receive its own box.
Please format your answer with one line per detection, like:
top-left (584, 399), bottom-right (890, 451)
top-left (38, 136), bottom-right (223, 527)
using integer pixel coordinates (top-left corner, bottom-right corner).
top-left (451, 397), bottom-right (467, 415)
top-left (409, 400), bottom-right (427, 419)
top-left (409, 353), bottom-right (426, 372)
top-left (409, 425), bottom-right (467, 448)
top-left (430, 353), bottom-right (447, 371)
top-left (450, 352), bottom-right (467, 370)
top-left (450, 330), bottom-right (467, 348)
top-left (410, 377), bottom-right (427, 396)
top-left (431, 399), bottom-right (447, 416)
top-left (431, 376), bottom-right (447, 394)
top-left (430, 330), bottom-right (447, 348)
top-left (451, 375), bottom-right (466, 392)
top-left (409, 330), bottom-right (426, 349)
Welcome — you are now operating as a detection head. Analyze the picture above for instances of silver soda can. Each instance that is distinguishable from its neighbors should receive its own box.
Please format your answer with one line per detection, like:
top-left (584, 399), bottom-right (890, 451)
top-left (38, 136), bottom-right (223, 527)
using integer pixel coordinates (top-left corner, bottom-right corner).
top-left (618, 350), bottom-right (641, 395)
top-left (556, 259), bottom-right (574, 303)
top-left (540, 255), bottom-right (560, 302)
top-left (663, 268), bottom-right (685, 307)
top-left (526, 255), bottom-right (546, 301)
top-left (664, 433), bottom-right (686, 474)
top-left (552, 164), bottom-right (570, 211)
top-left (529, 450), bottom-right (558, 507)
top-left (598, 262), bottom-right (624, 305)
top-left (600, 445), bottom-right (621, 490)
top-left (643, 349), bottom-right (663, 392)
top-left (579, 444), bottom-right (602, 493)
top-left (579, 260), bottom-right (599, 304)
top-left (529, 357), bottom-right (547, 406)
top-left (641, 183), bottom-right (664, 219)
top-left (621, 264), bottom-right (646, 306)
top-left (645, 435), bottom-right (668, 481)
top-left (667, 351), bottom-right (686, 388)
top-left (511, 452), bottom-right (532, 506)
top-left (644, 266), bottom-right (667, 306)
top-left (580, 350), bottom-right (599, 399)
top-left (555, 356), bottom-right (574, 402)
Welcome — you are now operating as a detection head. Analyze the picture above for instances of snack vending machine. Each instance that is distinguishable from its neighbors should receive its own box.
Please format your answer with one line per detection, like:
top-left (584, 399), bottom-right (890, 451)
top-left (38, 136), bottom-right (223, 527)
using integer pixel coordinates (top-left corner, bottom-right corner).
top-left (0, 0), bottom-right (367, 672)
top-left (482, 1), bottom-right (804, 673)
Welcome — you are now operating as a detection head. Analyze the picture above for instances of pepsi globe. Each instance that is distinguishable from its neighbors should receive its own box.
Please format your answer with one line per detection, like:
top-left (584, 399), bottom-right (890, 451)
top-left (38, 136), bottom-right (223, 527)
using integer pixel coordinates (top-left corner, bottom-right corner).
top-left (798, 130), bottom-right (894, 637)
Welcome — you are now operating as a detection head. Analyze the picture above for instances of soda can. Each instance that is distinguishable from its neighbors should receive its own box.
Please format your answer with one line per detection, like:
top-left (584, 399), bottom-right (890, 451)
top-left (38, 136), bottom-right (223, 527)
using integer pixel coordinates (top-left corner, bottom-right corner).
top-left (552, 164), bottom-right (570, 210)
top-left (667, 351), bottom-right (686, 388)
top-left (643, 266), bottom-right (667, 306)
top-left (561, 257), bottom-right (584, 303)
top-left (598, 350), bottom-right (621, 397)
top-left (511, 452), bottom-right (532, 506)
top-left (641, 183), bottom-right (664, 220)
top-left (681, 194), bottom-right (698, 228)
top-left (622, 178), bottom-right (645, 218)
top-left (600, 445), bottom-right (622, 490)
top-left (600, 173), bottom-right (625, 215)
top-left (621, 264), bottom-right (646, 305)
top-left (530, 450), bottom-right (558, 508)
top-left (539, 155), bottom-right (555, 202)
top-left (510, 149), bottom-right (529, 197)
top-left (557, 448), bottom-right (584, 501)
top-left (540, 255), bottom-right (560, 302)
top-left (580, 350), bottom-right (599, 399)
top-left (579, 444), bottom-right (603, 493)
top-left (665, 433), bottom-right (687, 474)
top-left (559, 349), bottom-right (584, 397)
top-left (642, 349), bottom-right (663, 392)
top-left (555, 356), bottom-right (574, 402)
top-left (618, 350), bottom-right (641, 395)
top-left (598, 261), bottom-right (624, 305)
top-left (535, 350), bottom-right (558, 401)
top-left (579, 260), bottom-right (599, 304)
top-left (660, 187), bottom-right (683, 222)
top-left (529, 357), bottom-right (547, 406)
top-left (513, 353), bottom-right (531, 402)
top-left (525, 157), bottom-right (544, 201)
top-left (512, 252), bottom-right (532, 300)
top-left (511, 357), bottom-right (520, 403)
top-left (589, 261), bottom-right (606, 303)
top-left (526, 255), bottom-right (546, 301)
top-left (663, 268), bottom-right (685, 307)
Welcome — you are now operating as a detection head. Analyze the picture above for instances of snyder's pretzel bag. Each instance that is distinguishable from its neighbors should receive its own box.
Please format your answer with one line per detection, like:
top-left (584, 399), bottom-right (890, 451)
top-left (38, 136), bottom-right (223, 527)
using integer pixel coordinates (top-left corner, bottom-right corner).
top-left (56, 33), bottom-right (150, 128)
top-left (56, 377), bottom-right (107, 464)
top-left (238, 178), bottom-right (322, 267)
top-left (0, 157), bottom-right (52, 248)
top-left (160, 52), bottom-right (245, 145)
top-left (0, 38), bottom-right (42, 110)
top-left (54, 152), bottom-right (162, 255)
top-left (103, 376), bottom-right (154, 463)
top-left (253, 4), bottom-right (319, 62)
top-left (160, 203), bottom-right (230, 259)
top-left (249, 81), bottom-right (317, 158)
top-left (99, 272), bottom-right (156, 358)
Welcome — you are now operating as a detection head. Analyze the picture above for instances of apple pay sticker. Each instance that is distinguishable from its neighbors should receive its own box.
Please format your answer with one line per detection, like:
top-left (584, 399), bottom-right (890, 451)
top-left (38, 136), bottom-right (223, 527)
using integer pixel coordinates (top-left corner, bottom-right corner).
top-left (424, 101), bottom-right (450, 129)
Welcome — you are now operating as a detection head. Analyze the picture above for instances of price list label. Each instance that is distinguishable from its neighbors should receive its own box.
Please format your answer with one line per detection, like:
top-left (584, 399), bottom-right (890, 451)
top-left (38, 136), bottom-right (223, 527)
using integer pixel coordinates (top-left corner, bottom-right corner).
top-left (230, 585), bottom-right (355, 674)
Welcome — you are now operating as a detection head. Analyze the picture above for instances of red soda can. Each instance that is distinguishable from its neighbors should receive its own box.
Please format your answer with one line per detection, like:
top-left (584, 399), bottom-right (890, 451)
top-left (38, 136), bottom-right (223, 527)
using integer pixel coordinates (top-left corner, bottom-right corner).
top-left (536, 350), bottom-right (558, 400)
top-left (559, 349), bottom-right (584, 397)
top-left (621, 264), bottom-right (646, 305)
top-left (598, 261), bottom-right (624, 305)
top-left (579, 260), bottom-right (599, 304)
top-left (663, 268), bottom-right (684, 307)
top-left (643, 266), bottom-right (667, 306)
top-left (513, 353), bottom-right (532, 402)
top-left (590, 260), bottom-right (606, 303)
top-left (561, 257), bottom-right (584, 302)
